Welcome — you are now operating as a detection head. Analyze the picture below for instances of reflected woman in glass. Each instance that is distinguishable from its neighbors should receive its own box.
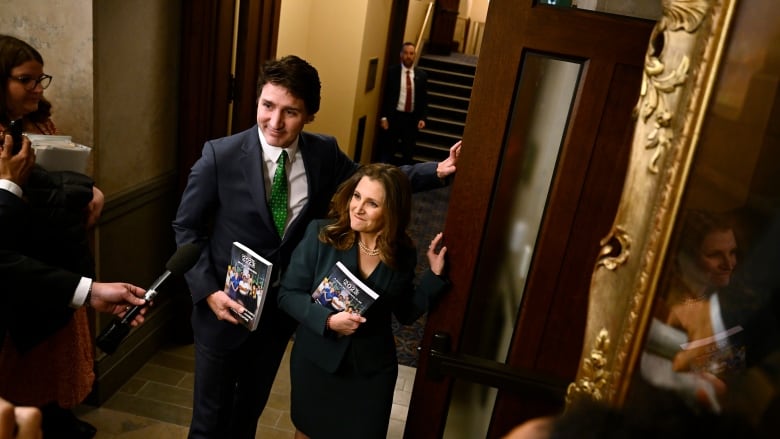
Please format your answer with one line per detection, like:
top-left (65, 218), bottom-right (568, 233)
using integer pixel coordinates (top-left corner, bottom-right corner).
top-left (664, 209), bottom-right (739, 363)
top-left (642, 209), bottom-right (744, 411)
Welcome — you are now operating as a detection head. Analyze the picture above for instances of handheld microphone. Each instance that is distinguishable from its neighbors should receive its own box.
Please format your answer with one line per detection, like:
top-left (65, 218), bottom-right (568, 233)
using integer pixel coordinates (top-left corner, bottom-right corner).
top-left (96, 243), bottom-right (201, 354)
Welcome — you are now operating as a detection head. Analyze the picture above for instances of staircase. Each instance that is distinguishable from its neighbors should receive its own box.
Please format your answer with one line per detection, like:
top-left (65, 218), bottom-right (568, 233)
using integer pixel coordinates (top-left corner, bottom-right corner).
top-left (415, 53), bottom-right (478, 162)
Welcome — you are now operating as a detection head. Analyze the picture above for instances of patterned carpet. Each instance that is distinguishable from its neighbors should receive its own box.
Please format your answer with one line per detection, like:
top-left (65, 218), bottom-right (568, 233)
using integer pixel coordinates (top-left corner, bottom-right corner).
top-left (393, 185), bottom-right (452, 367)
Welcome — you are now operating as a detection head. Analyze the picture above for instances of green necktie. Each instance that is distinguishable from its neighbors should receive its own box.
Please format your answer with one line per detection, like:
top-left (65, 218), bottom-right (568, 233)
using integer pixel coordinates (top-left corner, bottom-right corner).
top-left (270, 150), bottom-right (288, 237)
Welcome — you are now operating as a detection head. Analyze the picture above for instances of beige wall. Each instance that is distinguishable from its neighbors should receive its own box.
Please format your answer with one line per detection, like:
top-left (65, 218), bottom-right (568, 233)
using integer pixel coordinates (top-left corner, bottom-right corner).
top-left (0, 0), bottom-right (94, 146)
top-left (94, 0), bottom-right (181, 194)
top-left (404, 0), bottom-right (433, 46)
top-left (276, 0), bottom-right (312, 59)
top-left (278, 0), bottom-right (392, 161)
top-left (0, 0), bottom-right (180, 196)
top-left (354, 0), bottom-right (393, 161)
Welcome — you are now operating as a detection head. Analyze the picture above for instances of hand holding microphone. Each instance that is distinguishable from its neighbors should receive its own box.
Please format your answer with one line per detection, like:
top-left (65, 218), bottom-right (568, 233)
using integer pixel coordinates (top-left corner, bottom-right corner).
top-left (96, 243), bottom-right (201, 354)
top-left (88, 282), bottom-right (147, 322)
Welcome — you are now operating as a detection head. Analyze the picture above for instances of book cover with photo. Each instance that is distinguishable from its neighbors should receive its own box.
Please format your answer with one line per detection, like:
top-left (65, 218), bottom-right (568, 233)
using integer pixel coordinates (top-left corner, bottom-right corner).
top-left (312, 261), bottom-right (379, 315)
top-left (681, 325), bottom-right (746, 377)
top-left (645, 318), bottom-right (746, 377)
top-left (223, 241), bottom-right (273, 331)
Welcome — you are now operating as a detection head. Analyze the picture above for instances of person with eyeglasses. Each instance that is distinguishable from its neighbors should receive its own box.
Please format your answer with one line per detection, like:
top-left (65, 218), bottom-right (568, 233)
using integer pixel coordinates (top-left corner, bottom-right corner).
top-left (0, 43), bottom-right (55, 139)
top-left (0, 34), bottom-right (120, 439)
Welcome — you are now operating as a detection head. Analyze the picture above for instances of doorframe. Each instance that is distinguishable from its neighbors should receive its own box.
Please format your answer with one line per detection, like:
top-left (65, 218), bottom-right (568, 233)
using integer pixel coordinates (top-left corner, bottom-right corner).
top-left (177, 0), bottom-right (236, 191)
top-left (404, 2), bottom-right (654, 437)
top-left (177, 0), bottom-right (280, 192)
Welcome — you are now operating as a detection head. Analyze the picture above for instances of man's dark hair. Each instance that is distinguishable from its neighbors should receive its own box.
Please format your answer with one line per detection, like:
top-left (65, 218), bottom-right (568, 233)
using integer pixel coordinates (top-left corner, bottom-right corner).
top-left (256, 55), bottom-right (321, 115)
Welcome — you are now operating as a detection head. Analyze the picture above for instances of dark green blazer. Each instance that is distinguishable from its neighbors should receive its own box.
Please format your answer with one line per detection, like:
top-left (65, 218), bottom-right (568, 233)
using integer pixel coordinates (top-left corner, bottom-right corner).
top-left (278, 219), bottom-right (448, 374)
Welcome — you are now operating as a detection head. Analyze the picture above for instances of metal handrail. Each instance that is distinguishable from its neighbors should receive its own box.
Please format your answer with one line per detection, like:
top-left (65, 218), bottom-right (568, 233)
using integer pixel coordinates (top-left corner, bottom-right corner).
top-left (414, 1), bottom-right (435, 67)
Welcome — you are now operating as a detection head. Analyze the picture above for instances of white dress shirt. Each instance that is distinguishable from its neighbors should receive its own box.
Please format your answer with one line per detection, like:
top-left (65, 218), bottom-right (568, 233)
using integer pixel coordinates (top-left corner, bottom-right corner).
top-left (396, 66), bottom-right (415, 112)
top-left (258, 128), bottom-right (308, 236)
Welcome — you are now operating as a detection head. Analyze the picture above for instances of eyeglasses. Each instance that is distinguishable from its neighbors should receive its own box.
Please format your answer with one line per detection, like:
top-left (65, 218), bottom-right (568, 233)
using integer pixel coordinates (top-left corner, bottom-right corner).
top-left (9, 74), bottom-right (53, 90)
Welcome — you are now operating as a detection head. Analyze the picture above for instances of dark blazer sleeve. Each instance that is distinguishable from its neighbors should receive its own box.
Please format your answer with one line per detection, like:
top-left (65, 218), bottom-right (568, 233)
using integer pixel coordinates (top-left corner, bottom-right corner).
top-left (278, 221), bottom-right (361, 374)
top-left (1, 189), bottom-right (82, 338)
top-left (277, 220), bottom-right (333, 336)
top-left (0, 250), bottom-right (80, 311)
top-left (172, 136), bottom-right (223, 304)
top-left (400, 161), bottom-right (447, 192)
top-left (278, 220), bottom-right (450, 374)
top-left (1, 188), bottom-right (82, 305)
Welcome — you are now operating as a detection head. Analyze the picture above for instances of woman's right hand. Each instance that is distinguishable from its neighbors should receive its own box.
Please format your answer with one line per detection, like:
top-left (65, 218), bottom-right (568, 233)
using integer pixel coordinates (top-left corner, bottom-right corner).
top-left (327, 312), bottom-right (366, 336)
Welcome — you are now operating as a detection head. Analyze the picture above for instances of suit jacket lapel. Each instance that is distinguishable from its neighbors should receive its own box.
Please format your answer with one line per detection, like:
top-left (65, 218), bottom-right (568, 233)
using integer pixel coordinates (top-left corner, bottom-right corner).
top-left (240, 128), bottom-right (277, 236)
top-left (288, 134), bottom-right (316, 234)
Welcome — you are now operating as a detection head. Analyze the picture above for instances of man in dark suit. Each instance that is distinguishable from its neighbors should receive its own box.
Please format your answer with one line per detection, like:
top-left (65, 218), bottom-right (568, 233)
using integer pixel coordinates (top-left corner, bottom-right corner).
top-left (173, 55), bottom-right (459, 439)
top-left (379, 42), bottom-right (428, 165)
top-left (1, 134), bottom-right (148, 346)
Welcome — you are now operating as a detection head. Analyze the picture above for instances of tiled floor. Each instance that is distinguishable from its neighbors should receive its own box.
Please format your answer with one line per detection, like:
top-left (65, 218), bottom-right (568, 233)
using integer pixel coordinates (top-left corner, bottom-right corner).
top-left (75, 341), bottom-right (416, 438)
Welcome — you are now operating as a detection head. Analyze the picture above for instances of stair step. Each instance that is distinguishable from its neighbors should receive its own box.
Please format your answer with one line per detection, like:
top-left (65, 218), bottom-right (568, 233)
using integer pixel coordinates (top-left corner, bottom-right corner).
top-left (428, 80), bottom-right (473, 99)
top-left (425, 116), bottom-right (465, 136)
top-left (409, 53), bottom-right (478, 164)
top-left (418, 128), bottom-right (463, 144)
top-left (417, 140), bottom-right (455, 153)
top-left (428, 106), bottom-right (467, 124)
top-left (428, 103), bottom-right (468, 115)
top-left (428, 91), bottom-right (470, 111)
top-left (392, 151), bottom-right (447, 165)
top-left (420, 67), bottom-right (475, 87)
top-left (428, 103), bottom-right (468, 116)
top-left (418, 55), bottom-right (477, 76)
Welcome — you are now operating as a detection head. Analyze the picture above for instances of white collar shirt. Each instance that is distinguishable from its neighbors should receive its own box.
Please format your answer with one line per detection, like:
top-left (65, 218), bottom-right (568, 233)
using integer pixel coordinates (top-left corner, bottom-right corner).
top-left (396, 66), bottom-right (415, 112)
top-left (258, 127), bottom-right (308, 235)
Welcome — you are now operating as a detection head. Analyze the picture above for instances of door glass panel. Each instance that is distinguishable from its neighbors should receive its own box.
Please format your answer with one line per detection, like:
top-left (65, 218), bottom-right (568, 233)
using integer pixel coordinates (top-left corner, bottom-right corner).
top-left (539, 0), bottom-right (662, 21)
top-left (442, 53), bottom-right (582, 439)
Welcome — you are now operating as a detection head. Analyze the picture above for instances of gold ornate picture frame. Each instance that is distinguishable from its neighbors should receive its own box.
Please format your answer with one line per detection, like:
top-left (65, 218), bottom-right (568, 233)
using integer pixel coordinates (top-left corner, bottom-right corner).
top-left (569, 0), bottom-right (780, 412)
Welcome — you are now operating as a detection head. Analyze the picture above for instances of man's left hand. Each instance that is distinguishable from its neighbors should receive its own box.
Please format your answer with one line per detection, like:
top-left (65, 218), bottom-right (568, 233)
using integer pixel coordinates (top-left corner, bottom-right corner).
top-left (436, 140), bottom-right (461, 179)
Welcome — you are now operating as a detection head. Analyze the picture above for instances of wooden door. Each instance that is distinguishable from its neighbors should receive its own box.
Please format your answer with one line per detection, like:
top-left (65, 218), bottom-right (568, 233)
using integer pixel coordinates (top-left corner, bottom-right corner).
top-left (405, 2), bottom-right (654, 438)
top-left (178, 0), bottom-right (280, 190)
top-left (178, 0), bottom-right (236, 191)
top-left (428, 0), bottom-right (460, 54)
top-left (175, 0), bottom-right (280, 343)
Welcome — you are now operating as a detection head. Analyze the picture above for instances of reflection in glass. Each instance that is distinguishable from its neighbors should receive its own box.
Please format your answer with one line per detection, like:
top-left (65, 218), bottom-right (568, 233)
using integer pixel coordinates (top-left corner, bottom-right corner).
top-left (637, 0), bottom-right (780, 435)
top-left (442, 53), bottom-right (581, 439)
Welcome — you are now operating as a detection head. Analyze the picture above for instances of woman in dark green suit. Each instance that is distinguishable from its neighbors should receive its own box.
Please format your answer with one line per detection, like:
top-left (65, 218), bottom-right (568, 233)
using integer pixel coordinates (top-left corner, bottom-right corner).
top-left (278, 163), bottom-right (449, 439)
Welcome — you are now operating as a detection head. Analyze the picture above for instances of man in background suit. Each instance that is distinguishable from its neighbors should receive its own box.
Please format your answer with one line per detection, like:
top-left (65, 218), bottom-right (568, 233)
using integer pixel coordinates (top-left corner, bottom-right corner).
top-left (173, 55), bottom-right (459, 439)
top-left (379, 42), bottom-right (428, 165)
top-left (0, 134), bottom-right (147, 346)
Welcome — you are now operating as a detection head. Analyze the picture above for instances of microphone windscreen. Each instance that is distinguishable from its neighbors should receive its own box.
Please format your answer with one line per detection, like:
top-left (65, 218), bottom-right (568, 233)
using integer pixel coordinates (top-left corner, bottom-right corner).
top-left (166, 242), bottom-right (202, 275)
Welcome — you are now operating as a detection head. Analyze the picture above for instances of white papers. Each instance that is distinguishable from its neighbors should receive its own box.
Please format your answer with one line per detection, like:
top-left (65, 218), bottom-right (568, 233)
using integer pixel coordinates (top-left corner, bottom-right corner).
top-left (27, 134), bottom-right (92, 174)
